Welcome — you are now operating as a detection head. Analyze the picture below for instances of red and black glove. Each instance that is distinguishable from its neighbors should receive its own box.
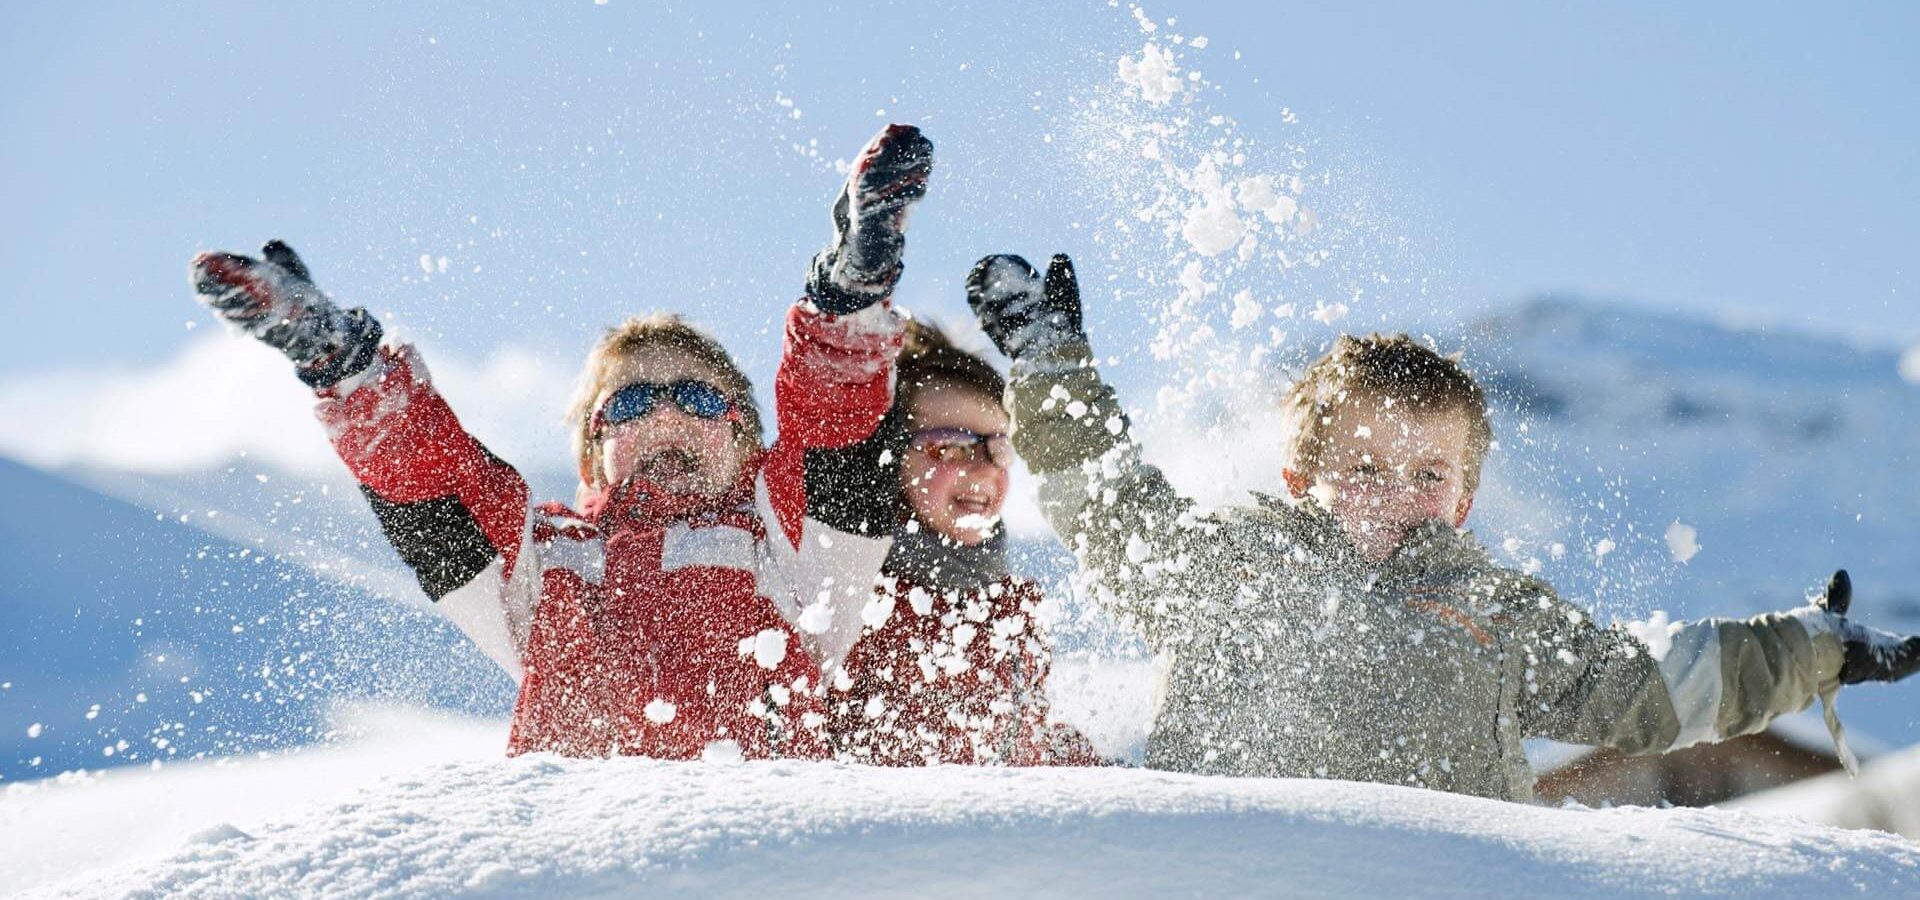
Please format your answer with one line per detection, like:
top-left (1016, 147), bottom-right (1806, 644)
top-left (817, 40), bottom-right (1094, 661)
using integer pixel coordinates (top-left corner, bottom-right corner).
top-left (806, 124), bottom-right (934, 314)
top-left (189, 240), bottom-right (382, 389)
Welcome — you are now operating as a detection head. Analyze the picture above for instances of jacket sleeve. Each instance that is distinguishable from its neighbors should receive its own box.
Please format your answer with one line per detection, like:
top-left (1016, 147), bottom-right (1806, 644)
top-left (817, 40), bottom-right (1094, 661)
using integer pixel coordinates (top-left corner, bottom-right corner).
top-left (1506, 575), bottom-right (1845, 757)
top-left (757, 301), bottom-right (905, 672)
top-left (314, 344), bottom-right (540, 680)
top-left (1004, 339), bottom-right (1236, 649)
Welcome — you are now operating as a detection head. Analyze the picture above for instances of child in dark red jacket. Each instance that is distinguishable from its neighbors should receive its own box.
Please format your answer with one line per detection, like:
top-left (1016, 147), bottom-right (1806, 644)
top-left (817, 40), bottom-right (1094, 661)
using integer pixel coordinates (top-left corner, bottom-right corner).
top-left (810, 322), bottom-right (1100, 765)
top-left (189, 125), bottom-right (932, 761)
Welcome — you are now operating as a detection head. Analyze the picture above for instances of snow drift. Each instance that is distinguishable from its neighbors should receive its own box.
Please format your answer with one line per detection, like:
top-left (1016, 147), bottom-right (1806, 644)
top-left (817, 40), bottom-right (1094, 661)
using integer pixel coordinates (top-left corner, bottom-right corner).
top-left (31, 753), bottom-right (1920, 899)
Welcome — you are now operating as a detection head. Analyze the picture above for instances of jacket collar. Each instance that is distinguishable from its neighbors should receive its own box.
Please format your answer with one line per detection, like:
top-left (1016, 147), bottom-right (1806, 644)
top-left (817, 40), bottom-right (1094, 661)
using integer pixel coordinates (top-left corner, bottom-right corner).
top-left (883, 516), bottom-right (1010, 592)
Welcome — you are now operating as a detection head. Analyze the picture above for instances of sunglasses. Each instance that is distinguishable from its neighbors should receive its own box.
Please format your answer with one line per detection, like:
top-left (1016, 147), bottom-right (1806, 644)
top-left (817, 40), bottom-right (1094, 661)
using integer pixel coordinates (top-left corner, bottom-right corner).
top-left (908, 427), bottom-right (1013, 468)
top-left (596, 380), bottom-right (734, 430)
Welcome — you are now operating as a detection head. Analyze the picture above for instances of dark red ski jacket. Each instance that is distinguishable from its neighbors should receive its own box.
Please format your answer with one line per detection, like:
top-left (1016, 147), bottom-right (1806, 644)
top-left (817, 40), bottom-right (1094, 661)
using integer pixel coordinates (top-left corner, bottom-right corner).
top-left (828, 573), bottom-right (1102, 766)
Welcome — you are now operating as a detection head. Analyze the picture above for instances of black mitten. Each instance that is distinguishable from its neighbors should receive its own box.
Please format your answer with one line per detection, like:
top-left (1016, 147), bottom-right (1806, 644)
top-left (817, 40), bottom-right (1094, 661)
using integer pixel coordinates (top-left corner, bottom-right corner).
top-left (966, 253), bottom-right (1084, 360)
top-left (1816, 570), bottom-right (1920, 685)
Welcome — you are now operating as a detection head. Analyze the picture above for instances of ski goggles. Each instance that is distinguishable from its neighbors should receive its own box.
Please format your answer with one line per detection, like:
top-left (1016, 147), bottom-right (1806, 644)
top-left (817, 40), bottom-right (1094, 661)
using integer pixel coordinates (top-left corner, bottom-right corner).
top-left (595, 379), bottom-right (734, 430)
top-left (907, 427), bottom-right (1013, 468)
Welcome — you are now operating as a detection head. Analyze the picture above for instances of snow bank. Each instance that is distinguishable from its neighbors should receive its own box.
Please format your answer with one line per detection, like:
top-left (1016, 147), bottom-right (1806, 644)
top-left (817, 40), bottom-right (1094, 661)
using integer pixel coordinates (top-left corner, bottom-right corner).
top-left (0, 705), bottom-right (506, 895)
top-left (31, 755), bottom-right (1920, 898)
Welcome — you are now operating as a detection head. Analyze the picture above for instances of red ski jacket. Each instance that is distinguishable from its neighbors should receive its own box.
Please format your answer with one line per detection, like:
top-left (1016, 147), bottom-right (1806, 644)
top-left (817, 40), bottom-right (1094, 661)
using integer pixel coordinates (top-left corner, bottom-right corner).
top-left (314, 302), bottom-right (903, 760)
top-left (828, 573), bottom-right (1101, 766)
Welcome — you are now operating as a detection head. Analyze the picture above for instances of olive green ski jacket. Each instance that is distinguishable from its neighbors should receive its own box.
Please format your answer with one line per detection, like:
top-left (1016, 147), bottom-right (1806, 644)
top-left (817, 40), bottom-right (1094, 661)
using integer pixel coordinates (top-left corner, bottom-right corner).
top-left (1008, 340), bottom-right (1846, 802)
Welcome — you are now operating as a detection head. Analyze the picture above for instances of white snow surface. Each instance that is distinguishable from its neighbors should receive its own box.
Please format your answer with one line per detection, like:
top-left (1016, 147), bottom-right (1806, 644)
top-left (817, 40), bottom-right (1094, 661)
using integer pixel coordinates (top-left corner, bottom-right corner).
top-left (0, 705), bottom-right (507, 896)
top-left (19, 737), bottom-right (1920, 899)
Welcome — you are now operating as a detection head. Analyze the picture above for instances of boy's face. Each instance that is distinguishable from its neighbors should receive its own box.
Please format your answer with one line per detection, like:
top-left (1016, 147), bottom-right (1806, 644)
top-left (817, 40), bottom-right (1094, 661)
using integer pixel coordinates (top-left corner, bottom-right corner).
top-left (586, 346), bottom-right (749, 499)
top-left (1284, 396), bottom-right (1478, 563)
top-left (901, 384), bottom-right (1011, 546)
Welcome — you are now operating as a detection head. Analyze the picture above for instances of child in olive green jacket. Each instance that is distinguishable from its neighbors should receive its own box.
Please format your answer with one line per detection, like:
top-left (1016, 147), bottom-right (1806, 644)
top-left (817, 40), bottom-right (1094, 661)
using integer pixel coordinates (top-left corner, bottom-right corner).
top-left (966, 252), bottom-right (1920, 802)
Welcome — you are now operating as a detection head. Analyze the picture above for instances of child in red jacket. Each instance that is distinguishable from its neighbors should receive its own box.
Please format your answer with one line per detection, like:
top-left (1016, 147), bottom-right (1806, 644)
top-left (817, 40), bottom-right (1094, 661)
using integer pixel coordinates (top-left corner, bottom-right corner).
top-left (188, 125), bottom-right (931, 761)
top-left (810, 323), bottom-right (1099, 765)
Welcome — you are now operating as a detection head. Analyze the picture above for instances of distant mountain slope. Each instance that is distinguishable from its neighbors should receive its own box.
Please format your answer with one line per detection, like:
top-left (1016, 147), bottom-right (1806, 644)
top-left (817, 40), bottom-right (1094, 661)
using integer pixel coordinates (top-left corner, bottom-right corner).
top-left (1468, 296), bottom-right (1918, 616)
top-left (0, 457), bottom-right (513, 781)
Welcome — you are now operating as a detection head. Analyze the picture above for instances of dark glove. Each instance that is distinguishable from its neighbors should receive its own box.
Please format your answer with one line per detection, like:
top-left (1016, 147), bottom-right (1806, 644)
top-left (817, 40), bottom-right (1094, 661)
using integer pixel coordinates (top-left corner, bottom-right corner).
top-left (1816, 569), bottom-right (1920, 685)
top-left (806, 124), bottom-right (934, 314)
top-left (189, 240), bottom-right (382, 389)
top-left (965, 253), bottom-right (1084, 360)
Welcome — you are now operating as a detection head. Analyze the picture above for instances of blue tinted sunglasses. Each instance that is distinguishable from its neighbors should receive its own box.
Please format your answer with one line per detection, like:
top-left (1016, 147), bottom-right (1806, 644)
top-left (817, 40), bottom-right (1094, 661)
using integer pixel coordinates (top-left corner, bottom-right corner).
top-left (596, 379), bottom-right (734, 429)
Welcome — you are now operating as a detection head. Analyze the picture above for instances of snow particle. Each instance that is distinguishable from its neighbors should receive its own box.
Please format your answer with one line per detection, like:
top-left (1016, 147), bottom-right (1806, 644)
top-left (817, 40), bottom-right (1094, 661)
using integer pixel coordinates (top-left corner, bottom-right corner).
top-left (742, 629), bottom-right (790, 670)
top-left (642, 699), bottom-right (677, 724)
top-left (26, 723), bottom-right (42, 739)
top-left (1901, 345), bottom-right (1920, 385)
top-left (1229, 290), bottom-right (1262, 329)
top-left (861, 595), bottom-right (896, 629)
top-left (1664, 521), bottom-right (1702, 564)
top-left (1310, 301), bottom-right (1349, 325)
top-left (1117, 44), bottom-right (1182, 104)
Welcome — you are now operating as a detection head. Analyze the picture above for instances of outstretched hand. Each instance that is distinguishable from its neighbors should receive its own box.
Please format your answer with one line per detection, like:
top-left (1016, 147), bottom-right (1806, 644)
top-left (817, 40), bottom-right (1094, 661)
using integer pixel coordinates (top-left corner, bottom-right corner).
top-left (965, 253), bottom-right (1084, 360)
top-left (807, 124), bottom-right (934, 314)
top-left (189, 241), bottom-right (381, 388)
top-left (1816, 569), bottom-right (1920, 685)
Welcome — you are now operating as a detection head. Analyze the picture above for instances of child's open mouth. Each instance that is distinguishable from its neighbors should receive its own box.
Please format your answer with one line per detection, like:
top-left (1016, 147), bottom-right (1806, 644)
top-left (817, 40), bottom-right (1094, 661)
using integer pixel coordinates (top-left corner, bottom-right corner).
top-left (951, 493), bottom-right (995, 517)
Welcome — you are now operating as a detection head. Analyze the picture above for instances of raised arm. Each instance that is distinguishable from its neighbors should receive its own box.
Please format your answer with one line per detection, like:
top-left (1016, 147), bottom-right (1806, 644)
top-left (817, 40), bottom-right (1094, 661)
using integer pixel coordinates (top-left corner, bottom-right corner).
top-left (758, 126), bottom-right (926, 671)
top-left (190, 243), bottom-right (537, 678)
top-left (760, 123), bottom-right (927, 545)
top-left (967, 254), bottom-right (1223, 647)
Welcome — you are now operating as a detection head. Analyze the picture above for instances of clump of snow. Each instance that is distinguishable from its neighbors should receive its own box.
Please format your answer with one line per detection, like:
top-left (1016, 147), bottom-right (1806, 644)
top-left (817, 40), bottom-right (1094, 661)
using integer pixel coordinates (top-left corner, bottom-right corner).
top-left (1235, 175), bottom-right (1297, 224)
top-left (643, 699), bottom-right (677, 725)
top-left (1117, 43), bottom-right (1184, 104)
top-left (859, 594), bottom-right (895, 629)
top-left (741, 629), bottom-right (788, 669)
top-left (1176, 160), bottom-right (1247, 256)
top-left (1901, 345), bottom-right (1920, 385)
top-left (1310, 300), bottom-right (1349, 325)
top-left (1229, 290), bottom-right (1261, 329)
top-left (952, 513), bottom-right (1002, 537)
top-left (1623, 610), bottom-right (1676, 661)
top-left (1664, 520), bottom-right (1702, 564)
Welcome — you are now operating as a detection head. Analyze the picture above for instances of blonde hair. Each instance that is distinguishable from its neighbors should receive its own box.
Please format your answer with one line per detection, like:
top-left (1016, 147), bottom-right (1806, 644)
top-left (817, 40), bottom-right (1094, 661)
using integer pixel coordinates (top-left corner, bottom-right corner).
top-left (1282, 333), bottom-right (1494, 493)
top-left (565, 313), bottom-right (763, 482)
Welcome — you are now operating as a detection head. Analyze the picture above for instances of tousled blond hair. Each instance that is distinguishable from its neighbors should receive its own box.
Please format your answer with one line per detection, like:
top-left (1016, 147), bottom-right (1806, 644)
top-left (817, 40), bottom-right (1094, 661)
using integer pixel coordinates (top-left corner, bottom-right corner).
top-left (565, 313), bottom-right (763, 482)
top-left (1282, 333), bottom-right (1494, 493)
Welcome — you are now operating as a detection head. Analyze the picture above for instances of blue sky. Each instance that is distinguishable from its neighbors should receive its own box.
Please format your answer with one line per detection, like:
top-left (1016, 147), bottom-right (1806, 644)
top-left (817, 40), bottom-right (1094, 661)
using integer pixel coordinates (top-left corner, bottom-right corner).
top-left (2, 0), bottom-right (1915, 391)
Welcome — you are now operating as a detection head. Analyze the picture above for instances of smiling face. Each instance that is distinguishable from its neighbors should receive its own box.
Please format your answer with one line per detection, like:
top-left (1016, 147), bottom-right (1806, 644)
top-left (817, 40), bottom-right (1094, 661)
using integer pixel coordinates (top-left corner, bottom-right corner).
top-left (1284, 394), bottom-right (1478, 563)
top-left (899, 383), bottom-right (1012, 545)
top-left (584, 345), bottom-right (750, 499)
